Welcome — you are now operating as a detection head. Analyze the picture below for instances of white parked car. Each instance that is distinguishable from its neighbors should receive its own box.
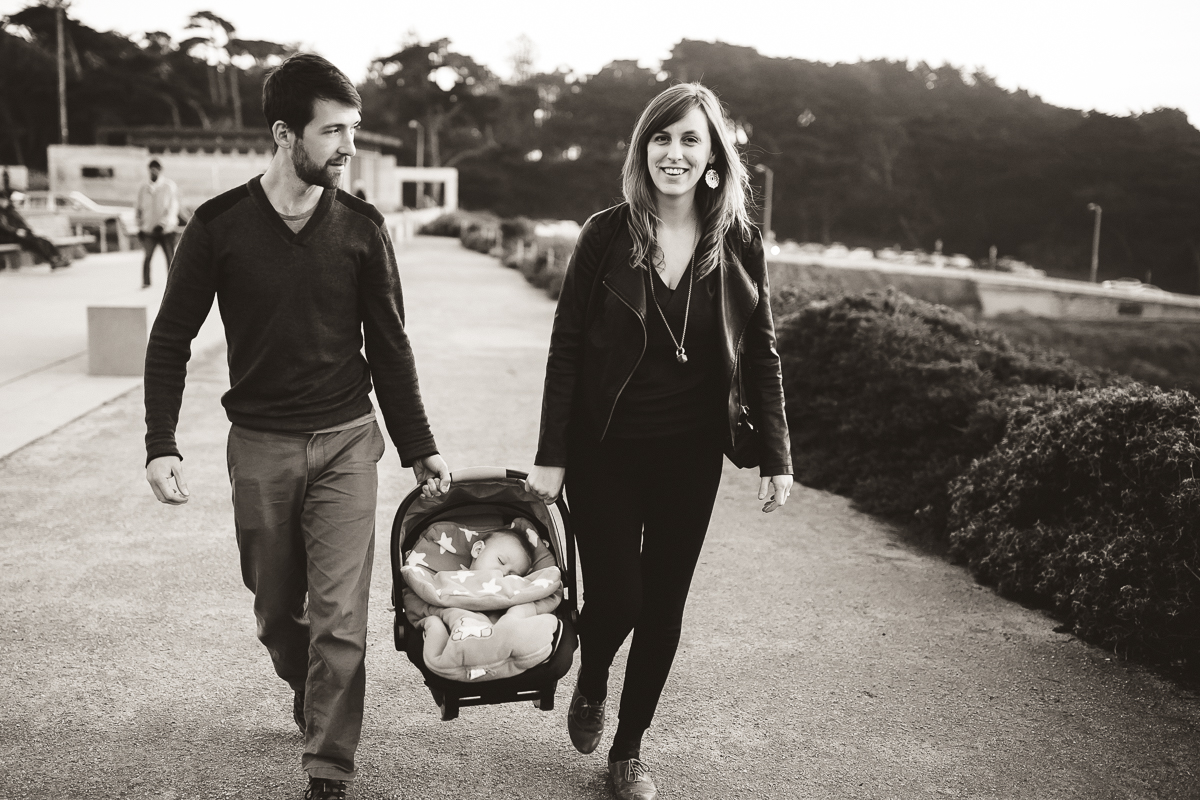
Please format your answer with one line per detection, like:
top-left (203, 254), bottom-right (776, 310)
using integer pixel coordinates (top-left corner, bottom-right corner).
top-left (1102, 278), bottom-right (1164, 293)
top-left (16, 190), bottom-right (138, 236)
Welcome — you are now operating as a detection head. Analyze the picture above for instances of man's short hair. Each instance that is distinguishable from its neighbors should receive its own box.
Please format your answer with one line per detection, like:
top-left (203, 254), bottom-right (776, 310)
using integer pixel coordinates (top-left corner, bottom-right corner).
top-left (148, 159), bottom-right (162, 170)
top-left (262, 53), bottom-right (362, 138)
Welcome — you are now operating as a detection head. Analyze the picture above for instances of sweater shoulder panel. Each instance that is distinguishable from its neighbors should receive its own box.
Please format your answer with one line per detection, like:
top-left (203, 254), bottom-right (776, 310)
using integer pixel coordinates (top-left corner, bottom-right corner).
top-left (333, 189), bottom-right (385, 230)
top-left (194, 183), bottom-right (252, 226)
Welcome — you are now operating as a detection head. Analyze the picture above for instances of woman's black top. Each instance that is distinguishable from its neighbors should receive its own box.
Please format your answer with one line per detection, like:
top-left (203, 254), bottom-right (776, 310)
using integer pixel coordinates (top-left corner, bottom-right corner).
top-left (605, 262), bottom-right (725, 439)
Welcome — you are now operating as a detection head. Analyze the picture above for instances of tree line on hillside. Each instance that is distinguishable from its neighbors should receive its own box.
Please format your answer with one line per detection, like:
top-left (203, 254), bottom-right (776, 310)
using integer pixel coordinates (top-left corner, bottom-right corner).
top-left (3, 7), bottom-right (1199, 292)
top-left (0, 6), bottom-right (291, 159)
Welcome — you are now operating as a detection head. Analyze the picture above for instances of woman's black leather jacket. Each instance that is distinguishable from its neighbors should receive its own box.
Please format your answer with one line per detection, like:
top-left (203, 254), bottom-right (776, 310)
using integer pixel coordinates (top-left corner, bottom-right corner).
top-left (534, 203), bottom-right (792, 477)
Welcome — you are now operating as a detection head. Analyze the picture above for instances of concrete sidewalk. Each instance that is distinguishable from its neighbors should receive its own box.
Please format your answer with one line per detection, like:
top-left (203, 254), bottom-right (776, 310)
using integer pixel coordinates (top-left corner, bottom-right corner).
top-left (0, 249), bottom-right (223, 458)
top-left (0, 236), bottom-right (1197, 799)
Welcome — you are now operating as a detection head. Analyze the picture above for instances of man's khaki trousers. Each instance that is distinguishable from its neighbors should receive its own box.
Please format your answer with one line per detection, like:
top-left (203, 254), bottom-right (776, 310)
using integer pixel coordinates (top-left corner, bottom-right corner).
top-left (227, 421), bottom-right (385, 781)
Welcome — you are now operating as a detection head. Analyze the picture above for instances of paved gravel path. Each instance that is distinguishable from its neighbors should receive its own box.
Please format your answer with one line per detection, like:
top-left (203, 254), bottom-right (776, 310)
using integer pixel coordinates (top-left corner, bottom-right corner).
top-left (1, 236), bottom-right (1197, 799)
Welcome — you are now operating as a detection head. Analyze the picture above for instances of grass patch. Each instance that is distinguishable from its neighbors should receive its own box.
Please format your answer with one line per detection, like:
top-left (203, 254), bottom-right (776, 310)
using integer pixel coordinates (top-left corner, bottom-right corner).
top-left (982, 315), bottom-right (1200, 397)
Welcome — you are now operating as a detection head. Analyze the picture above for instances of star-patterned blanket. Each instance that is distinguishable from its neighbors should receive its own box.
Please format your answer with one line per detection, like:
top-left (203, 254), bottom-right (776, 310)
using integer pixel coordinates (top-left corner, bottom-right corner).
top-left (403, 563), bottom-right (562, 612)
top-left (401, 519), bottom-right (564, 682)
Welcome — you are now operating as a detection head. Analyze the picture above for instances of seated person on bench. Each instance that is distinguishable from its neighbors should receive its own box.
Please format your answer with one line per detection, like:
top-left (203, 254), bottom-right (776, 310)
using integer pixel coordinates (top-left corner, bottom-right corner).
top-left (0, 192), bottom-right (69, 269)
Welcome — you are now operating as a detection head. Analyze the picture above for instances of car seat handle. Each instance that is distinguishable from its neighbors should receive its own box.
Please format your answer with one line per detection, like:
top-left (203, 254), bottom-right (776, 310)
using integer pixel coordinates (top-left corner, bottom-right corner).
top-left (449, 466), bottom-right (510, 483)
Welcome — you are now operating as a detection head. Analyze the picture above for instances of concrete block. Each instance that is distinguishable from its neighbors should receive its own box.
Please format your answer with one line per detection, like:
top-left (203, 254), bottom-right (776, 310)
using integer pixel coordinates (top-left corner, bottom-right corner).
top-left (87, 305), bottom-right (147, 376)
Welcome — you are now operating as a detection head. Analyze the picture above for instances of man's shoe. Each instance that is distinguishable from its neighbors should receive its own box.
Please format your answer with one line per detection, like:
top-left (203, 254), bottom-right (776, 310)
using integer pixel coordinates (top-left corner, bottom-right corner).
top-left (567, 684), bottom-right (606, 754)
top-left (293, 689), bottom-right (306, 734)
top-left (304, 777), bottom-right (347, 800)
top-left (609, 758), bottom-right (658, 800)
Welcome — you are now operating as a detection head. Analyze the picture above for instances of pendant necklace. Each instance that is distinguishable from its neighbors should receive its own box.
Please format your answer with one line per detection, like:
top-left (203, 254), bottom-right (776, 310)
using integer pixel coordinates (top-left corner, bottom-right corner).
top-left (649, 240), bottom-right (696, 364)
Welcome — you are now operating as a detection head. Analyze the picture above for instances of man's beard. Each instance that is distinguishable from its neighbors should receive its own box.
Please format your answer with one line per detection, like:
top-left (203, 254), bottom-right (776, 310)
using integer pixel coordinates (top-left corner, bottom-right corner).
top-left (291, 137), bottom-right (344, 189)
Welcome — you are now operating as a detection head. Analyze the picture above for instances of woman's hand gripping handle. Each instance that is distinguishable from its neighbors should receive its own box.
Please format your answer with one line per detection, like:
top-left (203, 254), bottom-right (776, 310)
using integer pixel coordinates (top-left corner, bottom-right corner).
top-left (525, 465), bottom-right (566, 505)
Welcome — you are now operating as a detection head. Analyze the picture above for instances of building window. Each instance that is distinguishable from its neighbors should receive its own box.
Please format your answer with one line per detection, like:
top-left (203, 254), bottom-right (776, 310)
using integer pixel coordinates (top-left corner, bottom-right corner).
top-left (81, 166), bottom-right (115, 179)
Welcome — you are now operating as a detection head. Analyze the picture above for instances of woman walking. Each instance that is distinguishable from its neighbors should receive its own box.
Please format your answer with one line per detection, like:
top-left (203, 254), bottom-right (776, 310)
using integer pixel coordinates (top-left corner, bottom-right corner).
top-left (525, 83), bottom-right (793, 800)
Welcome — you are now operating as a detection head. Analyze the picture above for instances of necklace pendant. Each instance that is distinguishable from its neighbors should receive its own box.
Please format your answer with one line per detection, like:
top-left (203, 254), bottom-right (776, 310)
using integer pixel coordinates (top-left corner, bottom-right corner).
top-left (676, 347), bottom-right (688, 364)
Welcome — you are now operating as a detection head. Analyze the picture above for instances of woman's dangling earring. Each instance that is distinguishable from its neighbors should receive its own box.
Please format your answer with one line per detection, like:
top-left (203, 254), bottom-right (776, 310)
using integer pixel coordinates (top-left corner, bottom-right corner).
top-left (705, 167), bottom-right (720, 189)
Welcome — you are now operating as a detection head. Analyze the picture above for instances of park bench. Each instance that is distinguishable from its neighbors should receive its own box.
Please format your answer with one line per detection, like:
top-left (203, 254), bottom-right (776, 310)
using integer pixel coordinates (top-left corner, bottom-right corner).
top-left (0, 243), bottom-right (21, 270)
top-left (26, 212), bottom-right (95, 259)
top-left (0, 213), bottom-right (97, 270)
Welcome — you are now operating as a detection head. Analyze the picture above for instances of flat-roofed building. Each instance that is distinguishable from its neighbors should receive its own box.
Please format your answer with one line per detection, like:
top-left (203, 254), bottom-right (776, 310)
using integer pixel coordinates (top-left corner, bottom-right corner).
top-left (49, 127), bottom-right (428, 215)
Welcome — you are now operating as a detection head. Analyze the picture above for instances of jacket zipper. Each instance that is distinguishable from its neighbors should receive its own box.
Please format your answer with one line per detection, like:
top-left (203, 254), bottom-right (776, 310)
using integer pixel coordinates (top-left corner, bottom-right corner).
top-left (728, 287), bottom-right (760, 442)
top-left (599, 279), bottom-right (647, 441)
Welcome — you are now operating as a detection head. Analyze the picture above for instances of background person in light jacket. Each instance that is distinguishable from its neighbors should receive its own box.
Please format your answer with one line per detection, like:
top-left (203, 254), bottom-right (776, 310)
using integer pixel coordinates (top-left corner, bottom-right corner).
top-left (135, 158), bottom-right (180, 288)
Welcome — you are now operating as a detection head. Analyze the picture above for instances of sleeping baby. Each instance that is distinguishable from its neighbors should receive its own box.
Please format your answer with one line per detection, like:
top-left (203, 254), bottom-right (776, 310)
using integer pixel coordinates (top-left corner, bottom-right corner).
top-left (401, 517), bottom-right (563, 682)
top-left (468, 524), bottom-right (537, 577)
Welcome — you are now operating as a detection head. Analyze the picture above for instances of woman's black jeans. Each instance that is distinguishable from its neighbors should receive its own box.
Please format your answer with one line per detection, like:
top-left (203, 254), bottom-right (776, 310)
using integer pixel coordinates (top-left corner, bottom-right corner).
top-left (566, 426), bottom-right (725, 734)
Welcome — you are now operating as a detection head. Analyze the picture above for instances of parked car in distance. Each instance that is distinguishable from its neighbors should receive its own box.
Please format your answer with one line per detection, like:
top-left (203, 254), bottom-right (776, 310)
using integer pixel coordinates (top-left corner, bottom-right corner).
top-left (1102, 278), bottom-right (1164, 293)
top-left (995, 256), bottom-right (1046, 277)
top-left (14, 190), bottom-right (137, 236)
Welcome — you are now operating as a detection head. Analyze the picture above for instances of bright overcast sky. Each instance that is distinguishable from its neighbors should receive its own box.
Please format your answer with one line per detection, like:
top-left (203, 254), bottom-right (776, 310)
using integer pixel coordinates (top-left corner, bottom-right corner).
top-left (4, 0), bottom-right (1198, 125)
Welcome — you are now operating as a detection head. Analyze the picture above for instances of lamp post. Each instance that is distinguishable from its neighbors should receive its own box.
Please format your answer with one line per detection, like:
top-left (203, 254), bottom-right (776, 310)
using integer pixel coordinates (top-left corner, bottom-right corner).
top-left (52, 0), bottom-right (69, 144)
top-left (754, 163), bottom-right (774, 243)
top-left (1087, 203), bottom-right (1102, 283)
top-left (408, 119), bottom-right (425, 207)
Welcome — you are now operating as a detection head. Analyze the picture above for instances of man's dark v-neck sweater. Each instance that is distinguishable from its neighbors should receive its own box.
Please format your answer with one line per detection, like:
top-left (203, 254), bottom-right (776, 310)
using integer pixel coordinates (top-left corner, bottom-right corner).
top-left (144, 176), bottom-right (437, 466)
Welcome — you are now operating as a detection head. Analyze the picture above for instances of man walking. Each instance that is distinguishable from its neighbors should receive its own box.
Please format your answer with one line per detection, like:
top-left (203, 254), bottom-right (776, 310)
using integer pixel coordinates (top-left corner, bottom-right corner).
top-left (135, 158), bottom-right (180, 287)
top-left (143, 53), bottom-right (450, 799)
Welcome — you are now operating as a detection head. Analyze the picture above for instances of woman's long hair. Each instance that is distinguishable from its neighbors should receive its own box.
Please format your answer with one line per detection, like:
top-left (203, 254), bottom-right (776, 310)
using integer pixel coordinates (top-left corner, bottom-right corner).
top-left (621, 83), bottom-right (754, 275)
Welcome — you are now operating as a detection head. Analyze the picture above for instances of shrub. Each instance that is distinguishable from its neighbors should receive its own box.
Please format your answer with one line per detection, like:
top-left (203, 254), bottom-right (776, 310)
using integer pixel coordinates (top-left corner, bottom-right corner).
top-left (499, 217), bottom-right (537, 250)
top-left (947, 386), bottom-right (1200, 669)
top-left (501, 230), bottom-right (575, 299)
top-left (418, 210), bottom-right (499, 242)
top-left (460, 217), bottom-right (501, 254)
top-left (419, 210), bottom-right (470, 237)
top-left (774, 288), bottom-right (1119, 532)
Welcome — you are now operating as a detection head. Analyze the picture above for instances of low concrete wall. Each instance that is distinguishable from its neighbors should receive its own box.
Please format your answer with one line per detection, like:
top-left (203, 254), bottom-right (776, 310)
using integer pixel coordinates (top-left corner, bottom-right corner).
top-left (768, 258), bottom-right (983, 312)
top-left (383, 207), bottom-right (448, 245)
top-left (767, 256), bottom-right (1200, 323)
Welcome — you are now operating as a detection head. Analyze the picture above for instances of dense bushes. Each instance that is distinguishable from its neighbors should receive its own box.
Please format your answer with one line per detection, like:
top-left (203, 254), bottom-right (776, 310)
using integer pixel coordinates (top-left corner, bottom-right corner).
top-left (419, 210), bottom-right (500, 246)
top-left (775, 289), bottom-right (1117, 529)
top-left (460, 217), bottom-right (501, 254)
top-left (948, 386), bottom-right (1200, 666)
top-left (503, 235), bottom-right (574, 298)
top-left (473, 216), bottom-right (573, 298)
top-left (775, 288), bottom-right (1199, 673)
top-left (431, 210), bottom-right (575, 297)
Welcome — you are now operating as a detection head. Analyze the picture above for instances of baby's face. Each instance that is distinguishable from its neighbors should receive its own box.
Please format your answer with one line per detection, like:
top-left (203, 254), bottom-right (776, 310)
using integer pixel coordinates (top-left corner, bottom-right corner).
top-left (470, 532), bottom-right (531, 577)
